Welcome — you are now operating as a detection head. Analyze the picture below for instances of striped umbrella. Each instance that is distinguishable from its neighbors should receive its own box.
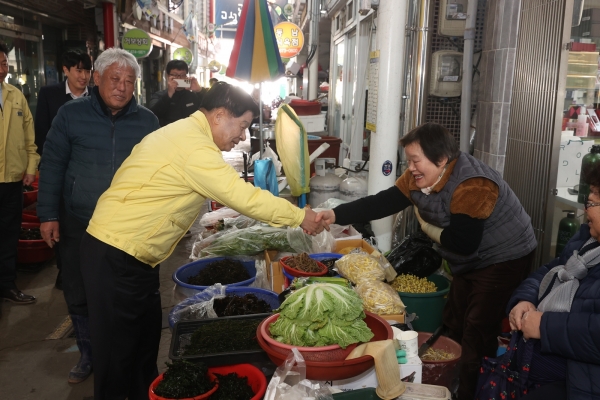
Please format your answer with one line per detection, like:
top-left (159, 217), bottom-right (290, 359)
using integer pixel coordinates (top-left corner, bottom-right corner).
top-left (226, 0), bottom-right (285, 83)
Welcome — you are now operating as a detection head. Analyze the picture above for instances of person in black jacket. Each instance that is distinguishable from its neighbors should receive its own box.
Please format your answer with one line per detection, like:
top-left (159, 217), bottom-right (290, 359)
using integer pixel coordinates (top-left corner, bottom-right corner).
top-left (37, 48), bottom-right (159, 385)
top-left (35, 51), bottom-right (92, 157)
top-left (34, 51), bottom-right (92, 291)
top-left (147, 59), bottom-right (207, 127)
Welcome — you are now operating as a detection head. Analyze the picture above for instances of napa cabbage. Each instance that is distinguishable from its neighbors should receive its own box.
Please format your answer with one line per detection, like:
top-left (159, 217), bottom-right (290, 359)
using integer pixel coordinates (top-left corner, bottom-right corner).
top-left (269, 283), bottom-right (374, 348)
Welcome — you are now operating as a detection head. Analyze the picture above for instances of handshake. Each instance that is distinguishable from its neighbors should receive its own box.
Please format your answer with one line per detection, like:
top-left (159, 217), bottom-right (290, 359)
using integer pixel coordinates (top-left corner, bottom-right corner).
top-left (300, 208), bottom-right (337, 236)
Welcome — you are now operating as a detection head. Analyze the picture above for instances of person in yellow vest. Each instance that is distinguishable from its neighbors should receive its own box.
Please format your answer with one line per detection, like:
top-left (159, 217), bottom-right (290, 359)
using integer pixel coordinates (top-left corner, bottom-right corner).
top-left (81, 81), bottom-right (327, 399)
top-left (0, 42), bottom-right (40, 308)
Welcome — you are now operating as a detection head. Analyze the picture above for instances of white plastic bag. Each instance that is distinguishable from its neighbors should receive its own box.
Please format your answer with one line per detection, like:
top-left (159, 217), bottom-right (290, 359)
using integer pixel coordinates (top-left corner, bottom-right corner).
top-left (264, 349), bottom-right (333, 400)
top-left (198, 207), bottom-right (240, 228)
top-left (168, 284), bottom-right (226, 327)
top-left (286, 227), bottom-right (336, 254)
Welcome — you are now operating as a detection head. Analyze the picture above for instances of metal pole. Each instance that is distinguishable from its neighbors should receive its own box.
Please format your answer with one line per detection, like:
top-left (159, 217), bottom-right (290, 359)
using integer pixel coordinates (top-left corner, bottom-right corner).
top-left (308, 0), bottom-right (319, 100)
top-left (259, 83), bottom-right (264, 158)
top-left (460, 0), bottom-right (478, 152)
top-left (369, 0), bottom-right (408, 252)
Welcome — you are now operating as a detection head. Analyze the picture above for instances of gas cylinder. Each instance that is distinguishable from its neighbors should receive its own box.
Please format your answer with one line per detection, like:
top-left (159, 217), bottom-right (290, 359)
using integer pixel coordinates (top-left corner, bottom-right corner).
top-left (555, 210), bottom-right (580, 258)
top-left (578, 144), bottom-right (600, 203)
top-left (309, 158), bottom-right (343, 208)
top-left (340, 160), bottom-right (369, 202)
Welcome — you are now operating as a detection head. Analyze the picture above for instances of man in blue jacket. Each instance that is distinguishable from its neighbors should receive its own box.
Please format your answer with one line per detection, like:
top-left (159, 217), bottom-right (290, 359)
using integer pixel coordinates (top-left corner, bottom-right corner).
top-left (35, 50), bottom-right (92, 291)
top-left (37, 48), bottom-right (159, 384)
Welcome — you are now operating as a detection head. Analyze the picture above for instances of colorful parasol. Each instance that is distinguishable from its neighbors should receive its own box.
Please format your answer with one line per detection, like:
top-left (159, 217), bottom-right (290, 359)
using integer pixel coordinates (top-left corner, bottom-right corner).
top-left (226, 0), bottom-right (285, 83)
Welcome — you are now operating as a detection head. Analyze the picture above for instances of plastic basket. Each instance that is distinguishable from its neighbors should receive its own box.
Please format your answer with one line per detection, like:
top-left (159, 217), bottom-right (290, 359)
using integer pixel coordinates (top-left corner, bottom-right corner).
top-left (332, 388), bottom-right (381, 399)
top-left (148, 371), bottom-right (218, 400)
top-left (168, 286), bottom-right (280, 329)
top-left (279, 256), bottom-right (328, 278)
top-left (208, 364), bottom-right (267, 400)
top-left (173, 258), bottom-right (256, 299)
top-left (169, 314), bottom-right (270, 366)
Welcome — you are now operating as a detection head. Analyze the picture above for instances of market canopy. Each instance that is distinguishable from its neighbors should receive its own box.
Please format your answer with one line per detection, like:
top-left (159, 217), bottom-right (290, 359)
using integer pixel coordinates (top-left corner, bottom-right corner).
top-left (226, 0), bottom-right (285, 84)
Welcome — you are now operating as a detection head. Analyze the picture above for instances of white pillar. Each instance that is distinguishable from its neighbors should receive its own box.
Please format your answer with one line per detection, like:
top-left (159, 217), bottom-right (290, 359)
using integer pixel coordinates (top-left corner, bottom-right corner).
top-left (460, 0), bottom-right (478, 152)
top-left (308, 0), bottom-right (319, 100)
top-left (369, 0), bottom-right (407, 252)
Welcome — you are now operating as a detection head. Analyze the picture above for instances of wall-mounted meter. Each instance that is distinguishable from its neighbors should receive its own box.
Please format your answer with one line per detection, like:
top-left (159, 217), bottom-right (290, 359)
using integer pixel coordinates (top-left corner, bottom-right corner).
top-left (438, 0), bottom-right (467, 37)
top-left (430, 50), bottom-right (463, 97)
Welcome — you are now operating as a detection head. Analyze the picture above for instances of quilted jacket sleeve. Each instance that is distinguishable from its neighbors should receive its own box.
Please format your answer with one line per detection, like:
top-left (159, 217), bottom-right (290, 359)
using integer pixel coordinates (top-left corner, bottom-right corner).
top-left (37, 107), bottom-right (71, 222)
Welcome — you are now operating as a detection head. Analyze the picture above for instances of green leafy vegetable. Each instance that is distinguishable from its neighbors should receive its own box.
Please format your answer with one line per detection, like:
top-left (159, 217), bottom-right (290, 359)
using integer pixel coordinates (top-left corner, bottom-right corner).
top-left (269, 283), bottom-right (374, 349)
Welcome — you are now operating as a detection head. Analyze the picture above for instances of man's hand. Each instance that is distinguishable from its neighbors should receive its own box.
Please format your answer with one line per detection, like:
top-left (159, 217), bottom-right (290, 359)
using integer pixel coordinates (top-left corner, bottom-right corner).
top-left (167, 76), bottom-right (178, 98)
top-left (521, 310), bottom-right (542, 339)
top-left (189, 77), bottom-right (203, 93)
top-left (509, 300), bottom-right (537, 331)
top-left (23, 174), bottom-right (35, 186)
top-left (40, 221), bottom-right (60, 248)
top-left (317, 209), bottom-right (336, 226)
top-left (300, 208), bottom-right (329, 235)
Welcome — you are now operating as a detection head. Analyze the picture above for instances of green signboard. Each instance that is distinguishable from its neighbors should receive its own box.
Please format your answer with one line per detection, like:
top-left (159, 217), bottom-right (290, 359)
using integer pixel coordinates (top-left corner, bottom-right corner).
top-left (122, 28), bottom-right (152, 58)
top-left (173, 47), bottom-right (193, 65)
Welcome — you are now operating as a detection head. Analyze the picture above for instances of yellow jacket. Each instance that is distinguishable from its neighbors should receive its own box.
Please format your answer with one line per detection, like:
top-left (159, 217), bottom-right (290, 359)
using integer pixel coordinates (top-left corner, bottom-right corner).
top-left (0, 82), bottom-right (39, 182)
top-left (87, 111), bottom-right (305, 267)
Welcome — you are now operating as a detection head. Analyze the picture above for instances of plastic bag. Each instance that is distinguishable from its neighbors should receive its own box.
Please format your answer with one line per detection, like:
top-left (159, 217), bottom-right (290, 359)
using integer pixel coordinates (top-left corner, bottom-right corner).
top-left (264, 349), bottom-right (333, 400)
top-left (263, 141), bottom-right (283, 176)
top-left (335, 253), bottom-right (386, 284)
top-left (168, 284), bottom-right (226, 327)
top-left (223, 214), bottom-right (262, 230)
top-left (249, 259), bottom-right (271, 290)
top-left (315, 198), bottom-right (347, 209)
top-left (254, 158), bottom-right (279, 196)
top-left (287, 227), bottom-right (336, 254)
top-left (198, 207), bottom-right (240, 228)
top-left (355, 280), bottom-right (405, 315)
top-left (386, 231), bottom-right (442, 278)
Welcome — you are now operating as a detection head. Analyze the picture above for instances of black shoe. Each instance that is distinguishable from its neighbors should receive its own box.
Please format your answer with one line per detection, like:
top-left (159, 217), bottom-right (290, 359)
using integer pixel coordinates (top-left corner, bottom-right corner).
top-left (55, 270), bottom-right (63, 291)
top-left (1, 288), bottom-right (36, 304)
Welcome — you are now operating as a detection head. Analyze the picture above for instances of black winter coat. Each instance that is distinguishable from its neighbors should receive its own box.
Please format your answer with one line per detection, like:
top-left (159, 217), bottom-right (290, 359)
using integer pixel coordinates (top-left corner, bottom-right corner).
top-left (147, 89), bottom-right (206, 127)
top-left (507, 224), bottom-right (600, 400)
top-left (37, 89), bottom-right (160, 225)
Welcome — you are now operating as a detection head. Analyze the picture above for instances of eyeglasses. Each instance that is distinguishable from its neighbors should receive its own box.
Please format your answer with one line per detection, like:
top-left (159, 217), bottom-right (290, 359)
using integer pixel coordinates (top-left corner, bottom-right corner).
top-left (585, 201), bottom-right (600, 210)
top-left (169, 73), bottom-right (187, 79)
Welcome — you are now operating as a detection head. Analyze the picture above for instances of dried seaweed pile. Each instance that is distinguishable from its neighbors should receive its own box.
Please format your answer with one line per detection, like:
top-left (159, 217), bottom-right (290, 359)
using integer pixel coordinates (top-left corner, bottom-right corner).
top-left (210, 372), bottom-right (255, 400)
top-left (188, 259), bottom-right (251, 286)
top-left (183, 318), bottom-right (262, 355)
top-left (154, 360), bottom-right (215, 399)
top-left (213, 294), bottom-right (272, 317)
top-left (285, 253), bottom-right (321, 273)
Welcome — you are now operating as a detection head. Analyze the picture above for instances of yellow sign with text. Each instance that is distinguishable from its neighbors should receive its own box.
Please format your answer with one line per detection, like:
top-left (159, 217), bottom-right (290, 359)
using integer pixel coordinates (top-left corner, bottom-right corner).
top-left (274, 21), bottom-right (304, 58)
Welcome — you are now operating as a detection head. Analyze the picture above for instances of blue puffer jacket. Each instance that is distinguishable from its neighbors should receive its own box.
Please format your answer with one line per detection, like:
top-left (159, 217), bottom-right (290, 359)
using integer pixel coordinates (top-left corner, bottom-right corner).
top-left (37, 88), bottom-right (159, 224)
top-left (507, 224), bottom-right (600, 400)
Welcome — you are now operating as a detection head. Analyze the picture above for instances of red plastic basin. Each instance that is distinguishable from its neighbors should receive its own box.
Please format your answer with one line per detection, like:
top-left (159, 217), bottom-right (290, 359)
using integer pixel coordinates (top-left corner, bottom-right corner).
top-left (18, 222), bottom-right (54, 264)
top-left (208, 364), bottom-right (267, 400)
top-left (148, 371), bottom-right (218, 400)
top-left (279, 255), bottom-right (328, 278)
top-left (289, 99), bottom-right (321, 116)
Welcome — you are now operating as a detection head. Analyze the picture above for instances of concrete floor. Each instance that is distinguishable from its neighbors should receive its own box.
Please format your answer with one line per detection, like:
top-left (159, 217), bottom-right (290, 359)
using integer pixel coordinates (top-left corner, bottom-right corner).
top-left (0, 144), bottom-right (252, 400)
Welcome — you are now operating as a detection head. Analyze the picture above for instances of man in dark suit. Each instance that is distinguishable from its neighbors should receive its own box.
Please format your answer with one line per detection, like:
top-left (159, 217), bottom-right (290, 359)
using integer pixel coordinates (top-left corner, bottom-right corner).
top-left (34, 51), bottom-right (91, 291)
top-left (35, 51), bottom-right (92, 157)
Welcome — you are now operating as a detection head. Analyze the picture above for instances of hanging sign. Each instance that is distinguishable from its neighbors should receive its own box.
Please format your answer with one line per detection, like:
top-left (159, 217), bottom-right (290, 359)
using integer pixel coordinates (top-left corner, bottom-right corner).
top-left (274, 21), bottom-right (304, 58)
top-left (173, 47), bottom-right (193, 65)
top-left (122, 29), bottom-right (152, 58)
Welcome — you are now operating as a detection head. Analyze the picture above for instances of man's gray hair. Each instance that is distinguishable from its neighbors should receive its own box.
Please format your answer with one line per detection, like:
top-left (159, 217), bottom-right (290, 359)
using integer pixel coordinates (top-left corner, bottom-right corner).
top-left (94, 48), bottom-right (140, 77)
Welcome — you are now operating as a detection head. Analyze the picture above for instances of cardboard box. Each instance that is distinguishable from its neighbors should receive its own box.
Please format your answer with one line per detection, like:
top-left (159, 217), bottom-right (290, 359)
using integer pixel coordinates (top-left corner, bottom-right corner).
top-left (265, 250), bottom-right (286, 294)
top-left (380, 313), bottom-right (406, 324)
top-left (335, 238), bottom-right (377, 254)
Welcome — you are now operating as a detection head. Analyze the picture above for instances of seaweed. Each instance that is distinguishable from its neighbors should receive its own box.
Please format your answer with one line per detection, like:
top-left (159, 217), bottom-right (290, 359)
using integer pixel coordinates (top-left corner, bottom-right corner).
top-left (183, 318), bottom-right (262, 356)
top-left (154, 360), bottom-right (215, 399)
top-left (188, 259), bottom-right (251, 286)
top-left (213, 294), bottom-right (272, 317)
top-left (210, 372), bottom-right (255, 400)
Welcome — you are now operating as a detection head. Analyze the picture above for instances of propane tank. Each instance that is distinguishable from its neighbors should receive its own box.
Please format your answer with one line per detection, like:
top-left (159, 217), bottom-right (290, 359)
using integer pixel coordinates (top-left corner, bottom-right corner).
top-left (340, 160), bottom-right (368, 202)
top-left (309, 158), bottom-right (343, 208)
top-left (578, 144), bottom-right (600, 203)
top-left (555, 210), bottom-right (580, 258)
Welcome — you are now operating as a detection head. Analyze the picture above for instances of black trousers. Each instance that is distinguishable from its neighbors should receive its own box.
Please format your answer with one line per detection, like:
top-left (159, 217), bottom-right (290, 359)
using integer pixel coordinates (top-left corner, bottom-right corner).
top-left (81, 232), bottom-right (161, 400)
top-left (0, 181), bottom-right (23, 290)
top-left (444, 251), bottom-right (534, 400)
top-left (59, 204), bottom-right (88, 316)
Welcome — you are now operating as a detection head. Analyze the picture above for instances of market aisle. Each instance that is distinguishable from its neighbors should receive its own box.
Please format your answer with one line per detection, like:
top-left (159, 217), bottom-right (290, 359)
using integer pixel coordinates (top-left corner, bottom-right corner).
top-left (0, 208), bottom-right (207, 400)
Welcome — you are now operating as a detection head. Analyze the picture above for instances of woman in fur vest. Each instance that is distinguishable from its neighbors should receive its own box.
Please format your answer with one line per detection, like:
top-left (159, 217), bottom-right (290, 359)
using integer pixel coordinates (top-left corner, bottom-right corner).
top-left (319, 122), bottom-right (537, 400)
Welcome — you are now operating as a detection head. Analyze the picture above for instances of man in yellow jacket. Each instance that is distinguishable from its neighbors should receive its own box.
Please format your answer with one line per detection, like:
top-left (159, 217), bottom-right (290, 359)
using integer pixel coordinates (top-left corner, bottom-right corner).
top-left (81, 82), bottom-right (326, 399)
top-left (0, 42), bottom-right (40, 307)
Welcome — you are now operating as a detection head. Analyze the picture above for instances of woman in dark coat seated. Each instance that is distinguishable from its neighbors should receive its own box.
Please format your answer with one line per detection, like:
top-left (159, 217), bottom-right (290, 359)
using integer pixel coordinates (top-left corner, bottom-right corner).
top-left (507, 161), bottom-right (600, 400)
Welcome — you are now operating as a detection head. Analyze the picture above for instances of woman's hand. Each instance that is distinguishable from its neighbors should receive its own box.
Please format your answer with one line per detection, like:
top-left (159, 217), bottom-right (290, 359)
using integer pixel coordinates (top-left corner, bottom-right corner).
top-left (509, 300), bottom-right (537, 331)
top-left (521, 310), bottom-right (542, 340)
top-left (317, 209), bottom-right (336, 226)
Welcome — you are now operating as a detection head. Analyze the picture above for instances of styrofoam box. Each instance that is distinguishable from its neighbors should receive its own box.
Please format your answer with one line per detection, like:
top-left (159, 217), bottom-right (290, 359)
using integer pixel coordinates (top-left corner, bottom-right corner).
top-left (317, 356), bottom-right (423, 390)
top-left (298, 113), bottom-right (326, 133)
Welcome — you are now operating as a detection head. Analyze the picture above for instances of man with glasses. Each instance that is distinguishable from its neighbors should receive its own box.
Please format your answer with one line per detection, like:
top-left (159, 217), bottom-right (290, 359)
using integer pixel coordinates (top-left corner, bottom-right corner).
top-left (34, 50), bottom-right (92, 291)
top-left (148, 59), bottom-right (207, 127)
top-left (0, 42), bottom-right (40, 309)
